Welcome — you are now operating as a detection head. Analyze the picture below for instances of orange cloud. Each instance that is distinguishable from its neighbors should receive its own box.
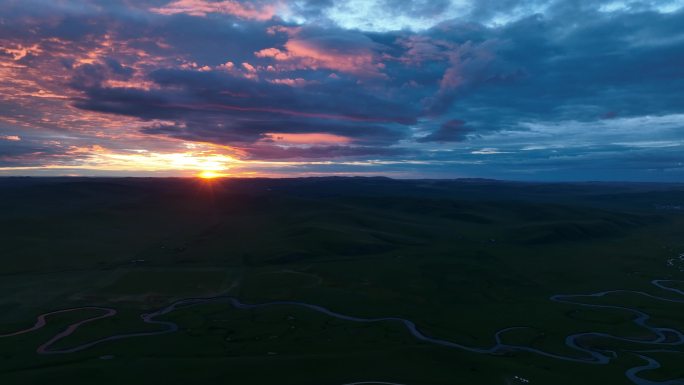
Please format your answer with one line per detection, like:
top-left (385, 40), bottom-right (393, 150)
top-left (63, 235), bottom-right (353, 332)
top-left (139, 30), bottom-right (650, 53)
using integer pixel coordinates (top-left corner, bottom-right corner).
top-left (47, 143), bottom-right (241, 173)
top-left (262, 132), bottom-right (351, 145)
top-left (151, 0), bottom-right (277, 20)
top-left (2, 44), bottom-right (42, 61)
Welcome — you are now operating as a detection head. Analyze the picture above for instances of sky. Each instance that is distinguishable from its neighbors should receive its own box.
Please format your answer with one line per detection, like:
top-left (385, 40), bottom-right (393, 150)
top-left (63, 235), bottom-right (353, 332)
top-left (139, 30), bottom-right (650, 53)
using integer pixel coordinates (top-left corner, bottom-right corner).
top-left (0, 0), bottom-right (683, 180)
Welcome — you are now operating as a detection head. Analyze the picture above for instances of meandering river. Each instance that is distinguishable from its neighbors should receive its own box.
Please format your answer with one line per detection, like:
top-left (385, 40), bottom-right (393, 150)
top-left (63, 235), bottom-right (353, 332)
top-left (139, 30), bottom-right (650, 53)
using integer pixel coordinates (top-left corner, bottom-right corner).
top-left (2, 279), bottom-right (683, 384)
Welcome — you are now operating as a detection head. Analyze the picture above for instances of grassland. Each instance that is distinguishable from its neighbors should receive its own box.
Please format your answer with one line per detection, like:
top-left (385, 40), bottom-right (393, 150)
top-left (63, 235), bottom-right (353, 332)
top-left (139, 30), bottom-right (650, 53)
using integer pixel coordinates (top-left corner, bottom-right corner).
top-left (0, 177), bottom-right (683, 384)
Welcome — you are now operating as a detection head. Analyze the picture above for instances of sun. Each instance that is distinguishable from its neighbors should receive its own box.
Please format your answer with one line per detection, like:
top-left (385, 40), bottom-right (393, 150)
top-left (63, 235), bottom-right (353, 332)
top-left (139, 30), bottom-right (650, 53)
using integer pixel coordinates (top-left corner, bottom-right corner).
top-left (197, 170), bottom-right (223, 179)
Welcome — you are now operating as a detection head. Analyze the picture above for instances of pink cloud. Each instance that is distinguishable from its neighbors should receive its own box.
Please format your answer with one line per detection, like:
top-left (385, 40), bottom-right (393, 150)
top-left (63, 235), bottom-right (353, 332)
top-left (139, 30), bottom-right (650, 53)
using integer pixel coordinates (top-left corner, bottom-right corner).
top-left (268, 77), bottom-right (311, 87)
top-left (255, 47), bottom-right (290, 61)
top-left (241, 62), bottom-right (257, 72)
top-left (150, 0), bottom-right (277, 20)
top-left (217, 61), bottom-right (235, 70)
top-left (254, 28), bottom-right (385, 77)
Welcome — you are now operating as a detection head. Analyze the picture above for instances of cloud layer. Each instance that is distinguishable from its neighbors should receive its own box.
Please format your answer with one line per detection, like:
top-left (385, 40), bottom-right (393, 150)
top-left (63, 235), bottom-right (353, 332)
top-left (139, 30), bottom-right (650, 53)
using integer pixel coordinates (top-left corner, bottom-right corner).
top-left (0, 0), bottom-right (683, 180)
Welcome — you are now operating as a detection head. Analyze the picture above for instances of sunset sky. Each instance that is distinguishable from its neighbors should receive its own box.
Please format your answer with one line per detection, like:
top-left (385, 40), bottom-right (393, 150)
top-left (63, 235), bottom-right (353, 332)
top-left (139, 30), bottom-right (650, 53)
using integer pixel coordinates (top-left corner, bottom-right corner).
top-left (1, 0), bottom-right (683, 180)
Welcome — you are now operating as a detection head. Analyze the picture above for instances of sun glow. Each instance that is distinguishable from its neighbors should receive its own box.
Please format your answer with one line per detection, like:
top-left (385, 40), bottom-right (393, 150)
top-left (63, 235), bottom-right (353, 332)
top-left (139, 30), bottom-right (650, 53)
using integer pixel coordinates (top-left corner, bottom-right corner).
top-left (197, 170), bottom-right (224, 179)
top-left (47, 144), bottom-right (240, 176)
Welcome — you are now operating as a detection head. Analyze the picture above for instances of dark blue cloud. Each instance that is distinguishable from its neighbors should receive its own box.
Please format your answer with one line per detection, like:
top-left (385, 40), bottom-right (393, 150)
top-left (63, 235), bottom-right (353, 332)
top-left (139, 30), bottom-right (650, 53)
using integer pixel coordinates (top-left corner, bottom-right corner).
top-left (0, 0), bottom-right (682, 179)
top-left (417, 120), bottom-right (472, 142)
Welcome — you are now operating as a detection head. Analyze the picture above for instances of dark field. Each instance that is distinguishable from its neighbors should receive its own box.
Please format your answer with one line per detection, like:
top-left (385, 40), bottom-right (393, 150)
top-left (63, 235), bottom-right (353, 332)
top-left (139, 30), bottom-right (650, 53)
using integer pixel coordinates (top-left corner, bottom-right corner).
top-left (1, 177), bottom-right (683, 385)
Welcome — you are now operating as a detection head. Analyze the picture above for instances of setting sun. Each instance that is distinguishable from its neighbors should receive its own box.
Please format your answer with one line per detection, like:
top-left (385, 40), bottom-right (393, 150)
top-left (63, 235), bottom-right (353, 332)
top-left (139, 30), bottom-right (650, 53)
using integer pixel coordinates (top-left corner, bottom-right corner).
top-left (197, 170), bottom-right (223, 179)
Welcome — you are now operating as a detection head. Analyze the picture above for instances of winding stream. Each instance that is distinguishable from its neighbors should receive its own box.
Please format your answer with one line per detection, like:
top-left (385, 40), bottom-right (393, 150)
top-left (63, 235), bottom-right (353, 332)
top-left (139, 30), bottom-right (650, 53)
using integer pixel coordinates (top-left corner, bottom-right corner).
top-left (1, 279), bottom-right (683, 384)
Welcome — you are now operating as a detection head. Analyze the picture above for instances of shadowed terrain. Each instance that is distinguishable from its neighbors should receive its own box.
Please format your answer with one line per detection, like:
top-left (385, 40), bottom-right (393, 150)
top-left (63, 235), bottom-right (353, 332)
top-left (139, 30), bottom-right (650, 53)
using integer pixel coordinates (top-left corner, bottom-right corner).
top-left (1, 177), bottom-right (683, 385)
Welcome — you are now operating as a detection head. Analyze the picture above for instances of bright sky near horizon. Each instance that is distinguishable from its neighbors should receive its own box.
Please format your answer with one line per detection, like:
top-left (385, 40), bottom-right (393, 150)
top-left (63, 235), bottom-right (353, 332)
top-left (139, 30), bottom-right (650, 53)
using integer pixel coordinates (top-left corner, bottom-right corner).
top-left (1, 0), bottom-right (683, 180)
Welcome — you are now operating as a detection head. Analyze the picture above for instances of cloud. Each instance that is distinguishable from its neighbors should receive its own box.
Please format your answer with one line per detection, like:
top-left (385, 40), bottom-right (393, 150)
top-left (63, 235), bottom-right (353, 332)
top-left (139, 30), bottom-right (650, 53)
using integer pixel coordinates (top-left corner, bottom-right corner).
top-left (288, 0), bottom-right (467, 32)
top-left (239, 144), bottom-right (413, 160)
top-left (150, 0), bottom-right (277, 20)
top-left (70, 66), bottom-right (418, 151)
top-left (417, 119), bottom-right (473, 142)
top-left (256, 25), bottom-right (386, 76)
top-left (0, 0), bottom-right (683, 179)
